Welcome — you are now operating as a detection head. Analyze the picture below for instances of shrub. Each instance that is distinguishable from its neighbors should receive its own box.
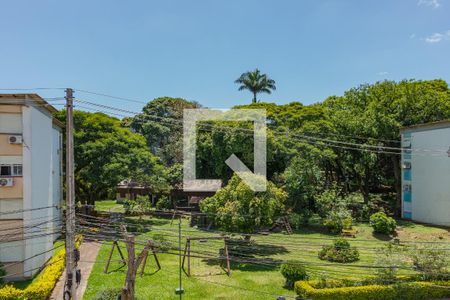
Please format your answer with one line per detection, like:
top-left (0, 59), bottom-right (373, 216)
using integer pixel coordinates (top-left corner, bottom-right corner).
top-left (200, 174), bottom-right (286, 233)
top-left (0, 237), bottom-right (82, 300)
top-left (93, 288), bottom-right (122, 300)
top-left (318, 238), bottom-right (359, 263)
top-left (295, 280), bottom-right (450, 300)
top-left (374, 244), bottom-right (404, 282)
top-left (280, 261), bottom-right (308, 288)
top-left (369, 212), bottom-right (396, 235)
top-left (287, 212), bottom-right (311, 229)
top-left (155, 195), bottom-right (172, 210)
top-left (0, 262), bottom-right (6, 285)
top-left (323, 207), bottom-right (353, 234)
top-left (409, 245), bottom-right (449, 280)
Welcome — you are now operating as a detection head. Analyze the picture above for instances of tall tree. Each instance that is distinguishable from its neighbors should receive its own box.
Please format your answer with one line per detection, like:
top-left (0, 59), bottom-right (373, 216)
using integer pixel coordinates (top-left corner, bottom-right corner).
top-left (235, 69), bottom-right (276, 103)
top-left (130, 97), bottom-right (201, 165)
top-left (55, 110), bottom-right (167, 203)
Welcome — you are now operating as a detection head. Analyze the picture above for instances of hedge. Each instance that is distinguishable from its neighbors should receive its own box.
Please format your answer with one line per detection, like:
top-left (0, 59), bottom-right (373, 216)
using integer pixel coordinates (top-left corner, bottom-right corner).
top-left (0, 237), bottom-right (82, 300)
top-left (295, 280), bottom-right (450, 300)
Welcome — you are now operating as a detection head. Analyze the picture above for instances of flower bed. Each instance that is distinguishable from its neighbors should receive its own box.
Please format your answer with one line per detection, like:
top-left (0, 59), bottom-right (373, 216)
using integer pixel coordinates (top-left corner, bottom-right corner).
top-left (0, 238), bottom-right (82, 300)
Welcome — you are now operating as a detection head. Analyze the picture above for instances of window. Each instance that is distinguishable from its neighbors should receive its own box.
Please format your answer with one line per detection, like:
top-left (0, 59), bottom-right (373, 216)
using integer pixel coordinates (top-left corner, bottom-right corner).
top-left (0, 165), bottom-right (11, 176)
top-left (0, 164), bottom-right (22, 176)
top-left (13, 165), bottom-right (22, 176)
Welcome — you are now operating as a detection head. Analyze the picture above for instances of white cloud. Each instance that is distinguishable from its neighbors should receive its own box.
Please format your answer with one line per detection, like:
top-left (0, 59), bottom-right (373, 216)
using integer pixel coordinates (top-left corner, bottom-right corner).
top-left (424, 30), bottom-right (450, 43)
top-left (410, 33), bottom-right (416, 39)
top-left (426, 33), bottom-right (444, 43)
top-left (377, 71), bottom-right (389, 76)
top-left (418, 0), bottom-right (441, 8)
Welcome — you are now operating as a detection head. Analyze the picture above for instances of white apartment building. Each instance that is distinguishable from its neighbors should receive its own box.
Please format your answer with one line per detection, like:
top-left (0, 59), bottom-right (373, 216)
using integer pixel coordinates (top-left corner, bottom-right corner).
top-left (401, 120), bottom-right (450, 226)
top-left (0, 94), bottom-right (63, 281)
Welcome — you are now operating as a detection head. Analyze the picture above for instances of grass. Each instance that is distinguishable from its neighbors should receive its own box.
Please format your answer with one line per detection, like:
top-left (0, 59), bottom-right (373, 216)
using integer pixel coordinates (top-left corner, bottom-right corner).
top-left (83, 207), bottom-right (450, 300)
top-left (95, 200), bottom-right (125, 213)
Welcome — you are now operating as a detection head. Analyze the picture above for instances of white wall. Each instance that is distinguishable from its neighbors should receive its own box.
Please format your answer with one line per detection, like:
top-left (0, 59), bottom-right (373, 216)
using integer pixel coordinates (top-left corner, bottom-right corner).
top-left (22, 105), bottom-right (62, 277)
top-left (410, 127), bottom-right (450, 226)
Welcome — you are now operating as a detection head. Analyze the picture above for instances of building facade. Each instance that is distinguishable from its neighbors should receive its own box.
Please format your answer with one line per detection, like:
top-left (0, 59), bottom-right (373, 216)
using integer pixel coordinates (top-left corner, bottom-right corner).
top-left (0, 94), bottom-right (63, 281)
top-left (401, 120), bottom-right (450, 226)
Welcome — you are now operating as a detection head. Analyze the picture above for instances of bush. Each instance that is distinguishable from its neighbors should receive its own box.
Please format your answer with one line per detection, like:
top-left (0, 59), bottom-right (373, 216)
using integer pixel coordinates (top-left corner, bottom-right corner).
top-left (0, 262), bottom-right (6, 285)
top-left (323, 207), bottom-right (353, 234)
top-left (155, 195), bottom-right (172, 210)
top-left (200, 174), bottom-right (286, 233)
top-left (369, 212), bottom-right (396, 235)
top-left (280, 261), bottom-right (308, 288)
top-left (374, 244), bottom-right (404, 282)
top-left (318, 238), bottom-right (359, 263)
top-left (93, 288), bottom-right (122, 300)
top-left (287, 212), bottom-right (311, 229)
top-left (0, 237), bottom-right (82, 300)
top-left (295, 280), bottom-right (450, 300)
top-left (409, 245), bottom-right (449, 280)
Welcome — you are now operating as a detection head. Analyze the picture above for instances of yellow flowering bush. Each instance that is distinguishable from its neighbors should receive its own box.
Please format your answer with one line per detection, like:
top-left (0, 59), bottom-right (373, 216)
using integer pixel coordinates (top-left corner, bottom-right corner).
top-left (0, 237), bottom-right (82, 300)
top-left (295, 279), bottom-right (450, 300)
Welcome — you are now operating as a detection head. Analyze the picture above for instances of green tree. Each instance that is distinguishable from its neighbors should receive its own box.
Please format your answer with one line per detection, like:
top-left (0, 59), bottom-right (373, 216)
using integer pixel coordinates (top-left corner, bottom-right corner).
top-left (235, 69), bottom-right (276, 103)
top-left (200, 174), bottom-right (286, 233)
top-left (55, 110), bottom-right (167, 203)
top-left (130, 97), bottom-right (201, 165)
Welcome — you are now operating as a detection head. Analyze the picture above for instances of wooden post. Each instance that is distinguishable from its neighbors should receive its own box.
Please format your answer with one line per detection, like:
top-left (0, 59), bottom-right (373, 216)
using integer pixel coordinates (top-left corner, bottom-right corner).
top-left (122, 237), bottom-right (152, 300)
top-left (224, 238), bottom-right (231, 276)
top-left (187, 239), bottom-right (191, 276)
top-left (104, 241), bottom-right (116, 273)
top-left (122, 235), bottom-right (136, 300)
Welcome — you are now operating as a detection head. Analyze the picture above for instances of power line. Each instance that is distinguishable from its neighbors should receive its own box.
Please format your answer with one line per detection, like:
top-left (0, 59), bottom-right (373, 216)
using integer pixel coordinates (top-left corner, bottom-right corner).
top-left (74, 98), bottom-right (449, 156)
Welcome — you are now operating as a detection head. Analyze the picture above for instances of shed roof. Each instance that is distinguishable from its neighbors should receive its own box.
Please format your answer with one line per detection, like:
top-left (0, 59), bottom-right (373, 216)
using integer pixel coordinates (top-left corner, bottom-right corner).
top-left (0, 93), bottom-right (64, 128)
top-left (400, 119), bottom-right (450, 134)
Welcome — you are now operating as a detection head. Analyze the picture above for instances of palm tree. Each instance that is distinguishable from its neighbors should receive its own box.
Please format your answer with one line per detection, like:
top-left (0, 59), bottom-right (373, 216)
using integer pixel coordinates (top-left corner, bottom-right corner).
top-left (235, 69), bottom-right (276, 103)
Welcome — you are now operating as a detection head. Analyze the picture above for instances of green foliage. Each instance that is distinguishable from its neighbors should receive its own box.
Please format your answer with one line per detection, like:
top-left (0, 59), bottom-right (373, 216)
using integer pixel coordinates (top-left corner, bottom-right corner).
top-left (92, 288), bottom-right (122, 300)
top-left (0, 262), bottom-right (5, 285)
top-left (295, 280), bottom-right (450, 300)
top-left (152, 233), bottom-right (172, 251)
top-left (200, 173), bottom-right (286, 233)
top-left (54, 110), bottom-right (167, 203)
top-left (280, 261), bottom-right (308, 287)
top-left (155, 195), bottom-right (172, 210)
top-left (130, 97), bottom-right (200, 165)
top-left (283, 156), bottom-right (323, 214)
top-left (409, 245), bottom-right (449, 280)
top-left (323, 206), bottom-right (353, 234)
top-left (235, 68), bottom-right (276, 103)
top-left (370, 212), bottom-right (397, 235)
top-left (374, 244), bottom-right (404, 282)
top-left (123, 195), bottom-right (152, 216)
top-left (318, 238), bottom-right (360, 263)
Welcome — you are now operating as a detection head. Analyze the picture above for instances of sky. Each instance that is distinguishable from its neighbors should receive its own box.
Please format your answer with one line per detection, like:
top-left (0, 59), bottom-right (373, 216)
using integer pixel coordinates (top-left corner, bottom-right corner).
top-left (0, 0), bottom-right (449, 113)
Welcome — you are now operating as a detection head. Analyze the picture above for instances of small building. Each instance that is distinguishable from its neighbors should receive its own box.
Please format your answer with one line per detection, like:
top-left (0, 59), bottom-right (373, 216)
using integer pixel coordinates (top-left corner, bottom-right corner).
top-left (0, 94), bottom-right (63, 281)
top-left (401, 120), bottom-right (450, 226)
top-left (116, 180), bottom-right (221, 209)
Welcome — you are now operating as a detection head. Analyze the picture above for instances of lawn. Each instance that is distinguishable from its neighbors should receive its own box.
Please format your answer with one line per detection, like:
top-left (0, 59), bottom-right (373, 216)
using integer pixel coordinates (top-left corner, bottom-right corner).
top-left (94, 200), bottom-right (125, 213)
top-left (83, 209), bottom-right (450, 300)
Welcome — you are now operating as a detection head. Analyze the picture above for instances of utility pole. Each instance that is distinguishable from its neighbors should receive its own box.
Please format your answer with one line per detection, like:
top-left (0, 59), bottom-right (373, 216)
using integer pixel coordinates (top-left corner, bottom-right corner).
top-left (65, 88), bottom-right (77, 300)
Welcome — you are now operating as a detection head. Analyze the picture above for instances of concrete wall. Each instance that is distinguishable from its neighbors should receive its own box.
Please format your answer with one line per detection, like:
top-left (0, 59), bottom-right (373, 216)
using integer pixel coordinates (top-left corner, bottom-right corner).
top-left (21, 105), bottom-right (62, 278)
top-left (402, 127), bottom-right (450, 226)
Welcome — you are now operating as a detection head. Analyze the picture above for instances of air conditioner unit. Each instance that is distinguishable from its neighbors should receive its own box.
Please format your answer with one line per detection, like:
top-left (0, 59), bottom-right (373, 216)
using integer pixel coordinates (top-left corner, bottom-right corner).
top-left (0, 178), bottom-right (14, 187)
top-left (403, 184), bottom-right (412, 192)
top-left (402, 161), bottom-right (411, 169)
top-left (8, 135), bottom-right (23, 145)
